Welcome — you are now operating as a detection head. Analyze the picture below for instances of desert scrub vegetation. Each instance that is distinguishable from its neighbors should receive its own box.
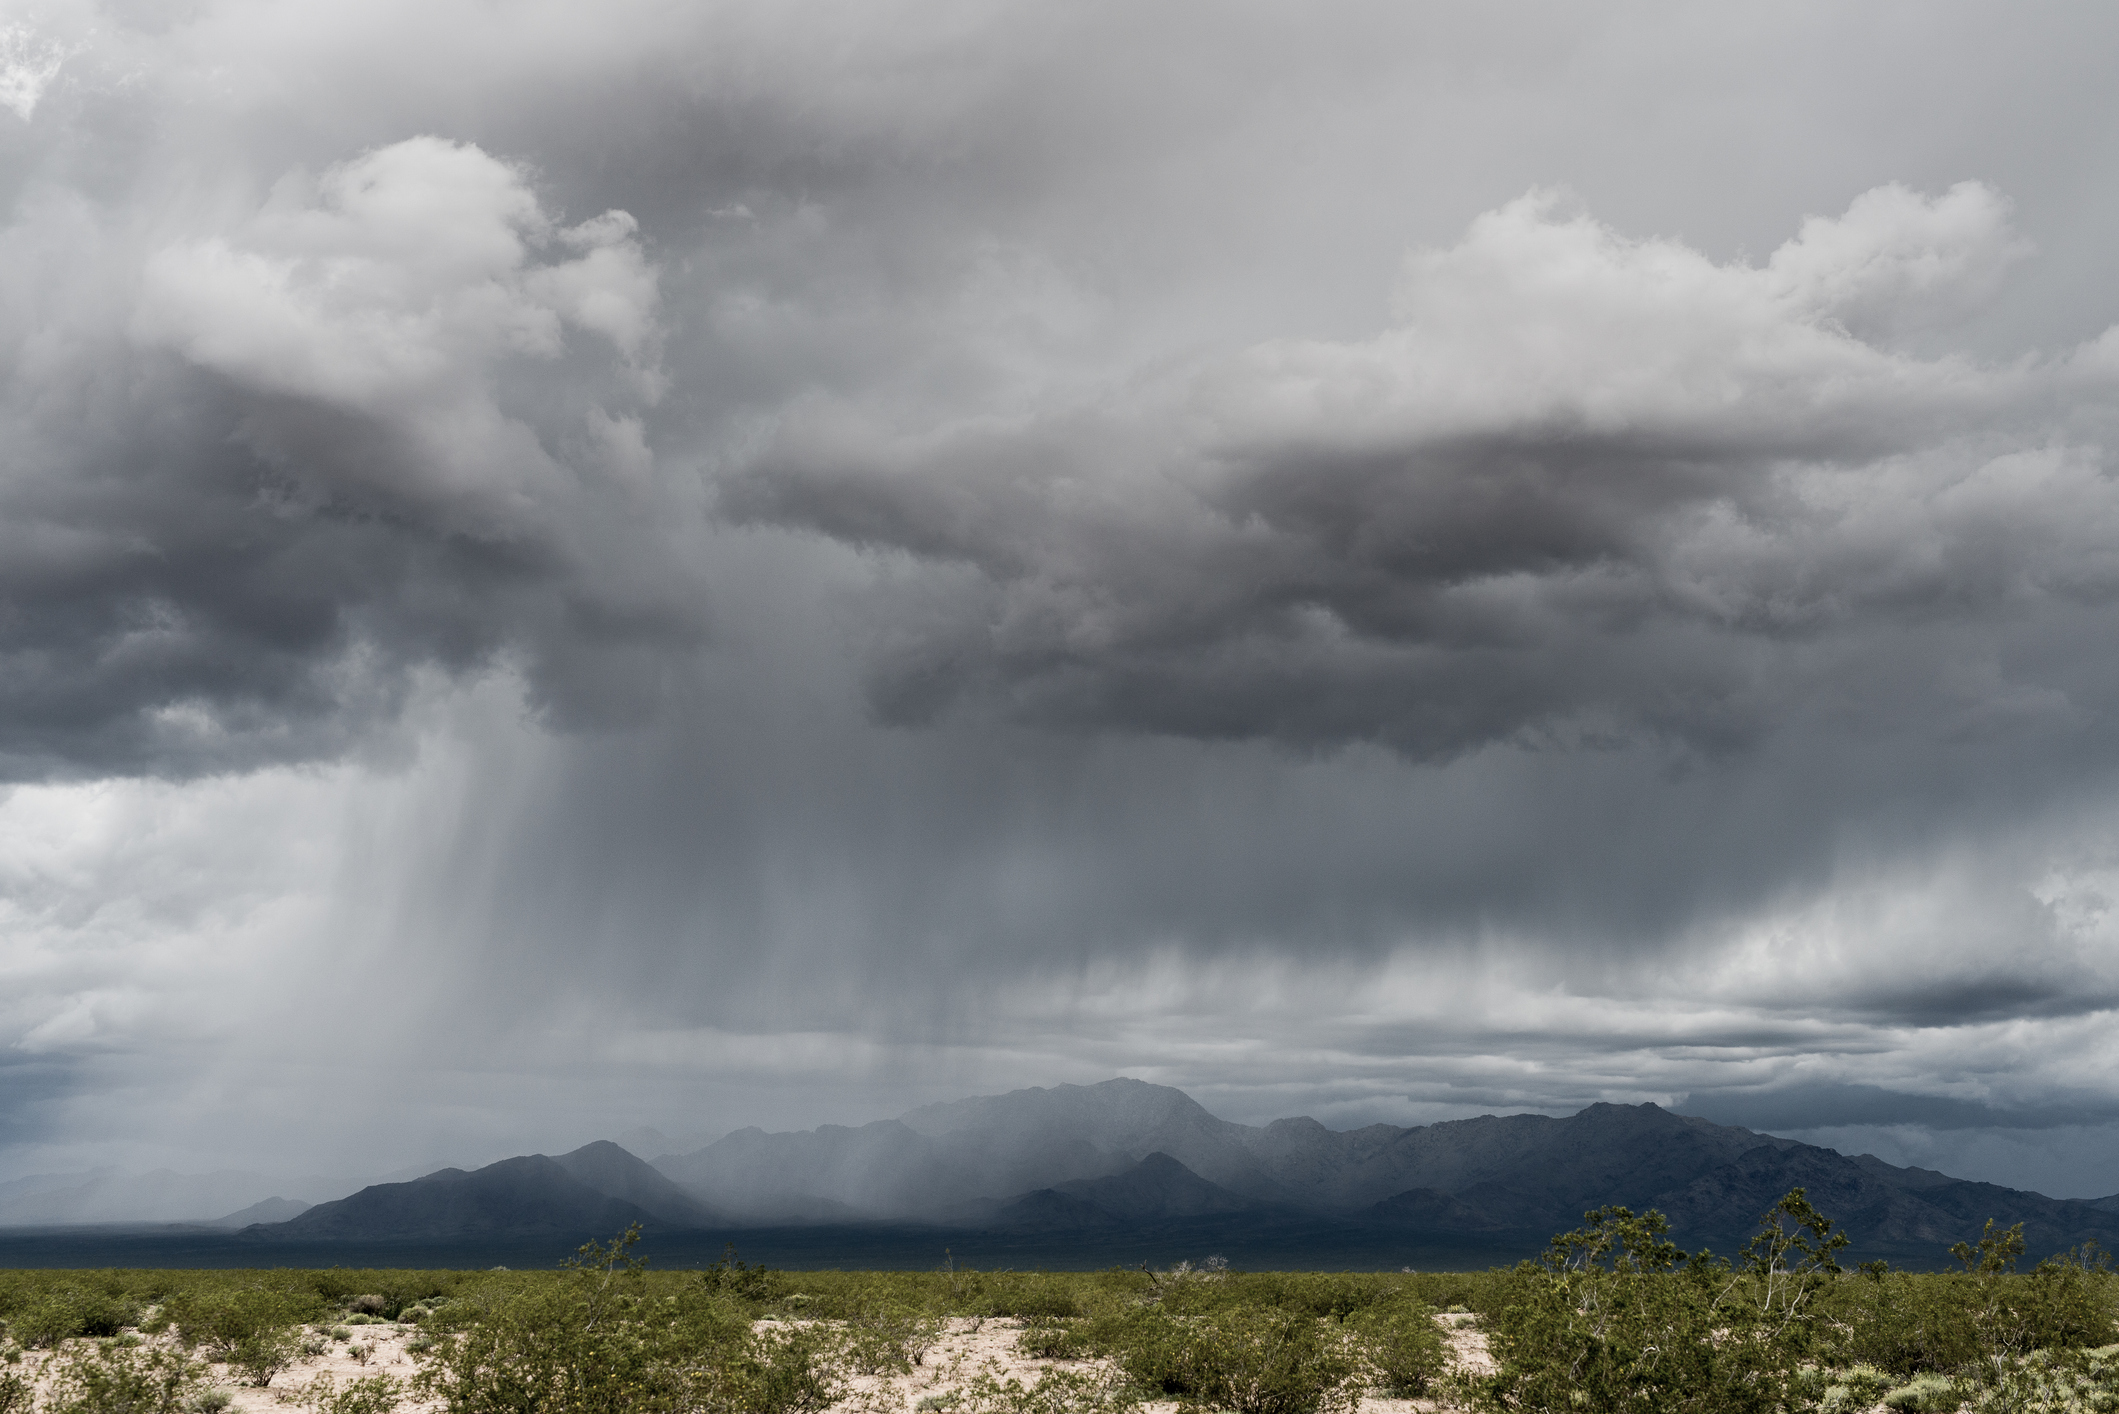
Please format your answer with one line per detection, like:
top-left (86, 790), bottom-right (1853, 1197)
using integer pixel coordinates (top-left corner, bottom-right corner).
top-left (413, 1226), bottom-right (848, 1414)
top-left (1467, 1189), bottom-right (1853, 1413)
top-left (164, 1281), bottom-right (326, 1385)
top-left (0, 1278), bottom-right (137, 1348)
top-left (1024, 1260), bottom-right (1447, 1413)
top-left (1465, 1194), bottom-right (2119, 1414)
top-left (0, 1204), bottom-right (2111, 1412)
top-left (23, 1339), bottom-right (208, 1414)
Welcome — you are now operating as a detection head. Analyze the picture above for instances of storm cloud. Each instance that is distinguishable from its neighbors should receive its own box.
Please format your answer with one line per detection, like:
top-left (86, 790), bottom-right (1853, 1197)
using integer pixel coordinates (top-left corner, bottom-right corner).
top-left (732, 180), bottom-right (2119, 759)
top-left (5, 0), bottom-right (2119, 1201)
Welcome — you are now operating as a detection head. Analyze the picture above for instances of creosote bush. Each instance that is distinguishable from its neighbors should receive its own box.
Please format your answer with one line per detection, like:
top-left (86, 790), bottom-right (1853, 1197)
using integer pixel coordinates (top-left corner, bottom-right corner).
top-left (301, 1371), bottom-right (405, 1414)
top-left (1472, 1188), bottom-right (1852, 1414)
top-left (40, 1340), bottom-right (205, 1414)
top-left (413, 1226), bottom-right (836, 1414)
top-left (843, 1299), bottom-right (944, 1374)
top-left (1344, 1298), bottom-right (1446, 1396)
top-left (165, 1284), bottom-right (316, 1387)
top-left (1073, 1303), bottom-right (1361, 1414)
top-left (6, 1285), bottom-right (137, 1348)
top-left (955, 1365), bottom-right (1139, 1414)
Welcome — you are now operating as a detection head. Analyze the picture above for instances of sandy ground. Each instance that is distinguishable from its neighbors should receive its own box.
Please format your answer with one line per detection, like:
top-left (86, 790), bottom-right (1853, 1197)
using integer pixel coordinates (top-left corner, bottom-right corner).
top-left (238, 1322), bottom-right (435, 1412)
top-left (5, 1310), bottom-right (1502, 1413)
top-left (8, 1321), bottom-right (437, 1413)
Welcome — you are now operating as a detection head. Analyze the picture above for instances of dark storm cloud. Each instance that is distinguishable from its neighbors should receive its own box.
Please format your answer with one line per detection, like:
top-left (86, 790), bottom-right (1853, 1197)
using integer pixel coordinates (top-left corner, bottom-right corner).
top-left (729, 185), bottom-right (2119, 761)
top-left (0, 122), bottom-right (690, 778)
top-left (9, 2), bottom-right (2118, 781)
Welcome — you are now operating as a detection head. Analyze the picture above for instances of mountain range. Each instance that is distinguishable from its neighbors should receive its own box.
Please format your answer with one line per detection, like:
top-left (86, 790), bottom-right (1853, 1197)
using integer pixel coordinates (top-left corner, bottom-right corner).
top-left (222, 1078), bottom-right (2119, 1267)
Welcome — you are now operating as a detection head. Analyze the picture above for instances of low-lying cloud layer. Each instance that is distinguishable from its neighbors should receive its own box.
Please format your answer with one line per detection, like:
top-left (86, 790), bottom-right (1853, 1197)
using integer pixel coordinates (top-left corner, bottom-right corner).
top-left (4, 0), bottom-right (2119, 1202)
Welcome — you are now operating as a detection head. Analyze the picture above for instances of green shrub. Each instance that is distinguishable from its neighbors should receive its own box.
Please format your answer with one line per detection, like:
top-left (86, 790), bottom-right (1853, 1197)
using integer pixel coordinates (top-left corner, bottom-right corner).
top-left (1965, 1343), bottom-right (2119, 1413)
top-left (844, 1300), bottom-right (943, 1373)
top-left (1474, 1188), bottom-right (1847, 1414)
top-left (302, 1372), bottom-right (405, 1414)
top-left (1174, 1308), bottom-right (1358, 1414)
top-left (165, 1283), bottom-right (316, 1386)
top-left (0, 1369), bottom-right (29, 1414)
top-left (230, 1325), bottom-right (303, 1386)
top-left (1074, 1305), bottom-right (1192, 1394)
top-left (700, 1245), bottom-right (778, 1305)
top-left (1829, 1271), bottom-right (1986, 1376)
top-left (713, 1322), bottom-right (847, 1414)
top-left (9, 1296), bottom-right (81, 1348)
top-left (1016, 1316), bottom-right (1083, 1361)
top-left (1992, 1245), bottom-right (2119, 1360)
top-left (1344, 1299), bottom-right (1445, 1397)
top-left (1196, 1275), bottom-right (1376, 1323)
top-left (9, 1285), bottom-right (137, 1347)
top-left (956, 1365), bottom-right (1140, 1414)
top-left (41, 1340), bottom-right (206, 1414)
top-left (981, 1280), bottom-right (1084, 1321)
top-left (1830, 1230), bottom-right (2119, 1392)
top-left (167, 1283), bottom-right (316, 1349)
top-left (1082, 1305), bottom-right (1359, 1414)
top-left (414, 1227), bottom-right (765, 1414)
top-left (1819, 1363), bottom-right (1897, 1411)
top-left (1883, 1372), bottom-right (1965, 1410)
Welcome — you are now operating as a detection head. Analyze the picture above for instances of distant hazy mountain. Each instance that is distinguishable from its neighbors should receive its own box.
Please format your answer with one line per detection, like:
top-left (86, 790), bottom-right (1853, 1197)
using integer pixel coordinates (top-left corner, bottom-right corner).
top-left (211, 1197), bottom-right (310, 1227)
top-left (249, 1143), bottom-right (719, 1243)
top-left (655, 1079), bottom-right (1278, 1221)
top-left (0, 1168), bottom-right (340, 1226)
top-left (616, 1128), bottom-right (719, 1163)
top-left (650, 1078), bottom-right (2119, 1257)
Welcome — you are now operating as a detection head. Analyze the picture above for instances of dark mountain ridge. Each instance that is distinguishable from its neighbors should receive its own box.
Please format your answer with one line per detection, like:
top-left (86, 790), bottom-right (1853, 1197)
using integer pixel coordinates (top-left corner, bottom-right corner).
top-left (229, 1079), bottom-right (2119, 1263)
top-left (247, 1142), bottom-right (719, 1243)
top-left (986, 1152), bottom-right (1264, 1231)
top-left (651, 1079), bottom-right (2119, 1258)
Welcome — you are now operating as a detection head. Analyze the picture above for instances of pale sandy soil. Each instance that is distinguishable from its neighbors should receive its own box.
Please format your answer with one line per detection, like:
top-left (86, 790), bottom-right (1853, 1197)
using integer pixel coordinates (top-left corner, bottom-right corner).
top-left (9, 1322), bottom-right (438, 1413)
top-left (232, 1322), bottom-right (437, 1413)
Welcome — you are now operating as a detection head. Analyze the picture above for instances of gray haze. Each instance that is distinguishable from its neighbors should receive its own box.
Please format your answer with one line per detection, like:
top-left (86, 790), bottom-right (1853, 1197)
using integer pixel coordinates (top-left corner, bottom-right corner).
top-left (4, 1), bottom-right (2119, 1200)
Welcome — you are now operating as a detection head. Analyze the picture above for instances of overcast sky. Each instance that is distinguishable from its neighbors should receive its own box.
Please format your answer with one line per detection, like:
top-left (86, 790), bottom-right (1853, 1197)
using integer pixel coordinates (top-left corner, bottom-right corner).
top-left (6, 0), bottom-right (2119, 1204)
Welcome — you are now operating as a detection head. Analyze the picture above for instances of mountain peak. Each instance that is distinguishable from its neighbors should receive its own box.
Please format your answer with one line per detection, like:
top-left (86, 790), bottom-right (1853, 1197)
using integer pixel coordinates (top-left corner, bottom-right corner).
top-left (552, 1141), bottom-right (721, 1227)
top-left (564, 1140), bottom-right (637, 1162)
